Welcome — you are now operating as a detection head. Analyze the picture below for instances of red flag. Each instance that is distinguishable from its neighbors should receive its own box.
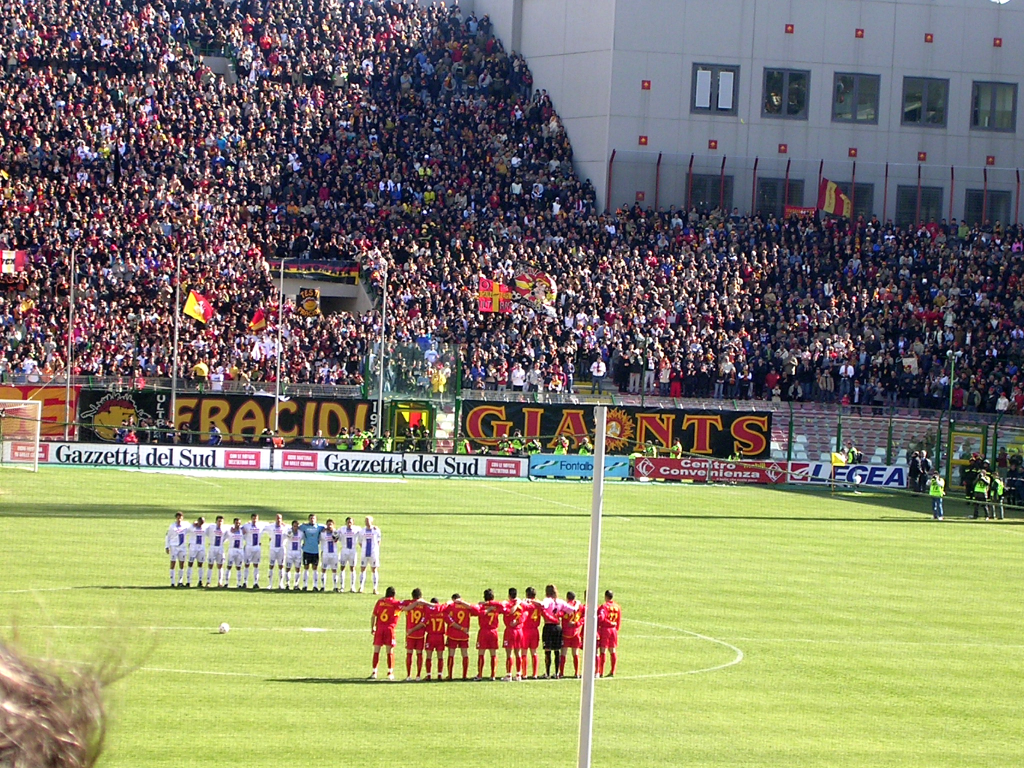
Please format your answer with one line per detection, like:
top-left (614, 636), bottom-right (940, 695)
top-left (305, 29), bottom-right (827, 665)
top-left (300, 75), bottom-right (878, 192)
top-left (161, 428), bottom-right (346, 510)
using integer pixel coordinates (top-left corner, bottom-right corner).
top-left (817, 178), bottom-right (852, 218)
top-left (183, 290), bottom-right (215, 323)
top-left (478, 276), bottom-right (512, 313)
top-left (1, 250), bottom-right (26, 274)
top-left (249, 308), bottom-right (267, 331)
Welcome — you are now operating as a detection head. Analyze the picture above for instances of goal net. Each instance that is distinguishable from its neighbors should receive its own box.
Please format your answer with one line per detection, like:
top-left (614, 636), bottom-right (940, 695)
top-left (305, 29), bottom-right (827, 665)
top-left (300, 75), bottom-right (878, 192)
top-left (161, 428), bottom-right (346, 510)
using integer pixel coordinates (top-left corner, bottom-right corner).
top-left (0, 399), bottom-right (43, 472)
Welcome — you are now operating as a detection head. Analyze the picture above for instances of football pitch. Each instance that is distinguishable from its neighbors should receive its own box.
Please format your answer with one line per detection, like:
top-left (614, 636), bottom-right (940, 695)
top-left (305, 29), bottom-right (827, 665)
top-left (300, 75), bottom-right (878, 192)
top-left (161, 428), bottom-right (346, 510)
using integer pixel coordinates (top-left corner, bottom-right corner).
top-left (0, 467), bottom-right (1021, 768)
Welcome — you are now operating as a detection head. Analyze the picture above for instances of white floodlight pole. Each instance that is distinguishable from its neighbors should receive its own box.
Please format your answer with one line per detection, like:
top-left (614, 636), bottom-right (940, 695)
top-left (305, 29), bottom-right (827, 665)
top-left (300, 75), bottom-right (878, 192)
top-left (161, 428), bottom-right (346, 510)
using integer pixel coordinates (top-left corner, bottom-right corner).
top-left (375, 265), bottom-right (388, 438)
top-left (63, 250), bottom-right (75, 440)
top-left (578, 405), bottom-right (608, 768)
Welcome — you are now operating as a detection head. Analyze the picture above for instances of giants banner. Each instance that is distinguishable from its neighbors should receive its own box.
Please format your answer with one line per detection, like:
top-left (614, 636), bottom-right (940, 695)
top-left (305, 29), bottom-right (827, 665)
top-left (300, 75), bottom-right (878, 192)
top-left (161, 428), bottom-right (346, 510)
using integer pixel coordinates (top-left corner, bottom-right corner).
top-left (77, 389), bottom-right (376, 445)
top-left (0, 385), bottom-right (80, 440)
top-left (632, 457), bottom-right (788, 483)
top-left (461, 401), bottom-right (771, 458)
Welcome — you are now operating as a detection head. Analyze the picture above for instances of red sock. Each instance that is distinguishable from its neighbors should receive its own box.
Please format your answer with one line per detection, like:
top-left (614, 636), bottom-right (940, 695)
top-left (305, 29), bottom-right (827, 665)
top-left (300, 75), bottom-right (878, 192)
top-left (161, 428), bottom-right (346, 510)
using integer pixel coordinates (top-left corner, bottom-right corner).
top-left (597, 654), bottom-right (604, 675)
top-left (372, 651), bottom-right (379, 670)
top-left (425, 657), bottom-right (432, 675)
top-left (532, 655), bottom-right (538, 677)
top-left (610, 651), bottom-right (617, 675)
top-left (559, 654), bottom-right (566, 676)
top-left (406, 653), bottom-right (412, 677)
top-left (447, 656), bottom-right (454, 678)
top-left (416, 652), bottom-right (423, 677)
top-left (462, 656), bottom-right (469, 679)
top-left (478, 655), bottom-right (484, 677)
top-left (490, 655), bottom-right (496, 678)
top-left (572, 654), bottom-right (579, 676)
top-left (506, 656), bottom-right (512, 675)
top-left (386, 651), bottom-right (394, 671)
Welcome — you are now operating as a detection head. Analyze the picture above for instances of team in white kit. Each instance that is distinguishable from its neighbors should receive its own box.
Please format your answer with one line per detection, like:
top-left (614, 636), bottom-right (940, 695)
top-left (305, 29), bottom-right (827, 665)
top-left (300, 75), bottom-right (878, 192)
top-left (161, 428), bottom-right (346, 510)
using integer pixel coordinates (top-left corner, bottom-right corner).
top-left (165, 511), bottom-right (382, 591)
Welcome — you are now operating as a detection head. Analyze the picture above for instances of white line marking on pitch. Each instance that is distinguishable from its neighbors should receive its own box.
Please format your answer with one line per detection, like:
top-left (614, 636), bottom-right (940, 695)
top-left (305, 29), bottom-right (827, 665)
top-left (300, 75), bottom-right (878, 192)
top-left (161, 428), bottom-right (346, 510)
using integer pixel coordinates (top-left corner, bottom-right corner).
top-left (723, 636), bottom-right (1024, 649)
top-left (0, 624), bottom-right (364, 633)
top-left (482, 484), bottom-right (587, 511)
top-left (140, 666), bottom-right (265, 678)
top-left (608, 619), bottom-right (744, 681)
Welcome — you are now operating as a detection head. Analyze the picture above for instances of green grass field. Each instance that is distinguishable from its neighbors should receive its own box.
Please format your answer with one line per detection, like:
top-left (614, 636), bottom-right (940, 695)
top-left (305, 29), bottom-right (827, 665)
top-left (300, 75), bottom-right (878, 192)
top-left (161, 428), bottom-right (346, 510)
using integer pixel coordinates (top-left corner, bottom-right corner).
top-left (0, 467), bottom-right (1021, 767)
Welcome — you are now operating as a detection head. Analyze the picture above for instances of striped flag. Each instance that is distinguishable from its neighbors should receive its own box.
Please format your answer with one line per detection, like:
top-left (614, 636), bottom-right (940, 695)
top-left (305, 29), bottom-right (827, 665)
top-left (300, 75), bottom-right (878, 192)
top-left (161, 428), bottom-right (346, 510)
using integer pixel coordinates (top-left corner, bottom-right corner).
top-left (1, 250), bottom-right (26, 274)
top-left (817, 178), bottom-right (852, 218)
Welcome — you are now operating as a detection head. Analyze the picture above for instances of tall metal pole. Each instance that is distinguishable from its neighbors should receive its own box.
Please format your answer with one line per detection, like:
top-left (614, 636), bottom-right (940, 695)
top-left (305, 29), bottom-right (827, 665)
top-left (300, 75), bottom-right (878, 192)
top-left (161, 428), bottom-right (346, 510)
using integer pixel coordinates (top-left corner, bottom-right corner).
top-left (63, 251), bottom-right (75, 441)
top-left (274, 258), bottom-right (285, 432)
top-left (578, 405), bottom-right (608, 768)
top-left (171, 249), bottom-right (181, 441)
top-left (375, 265), bottom-right (388, 438)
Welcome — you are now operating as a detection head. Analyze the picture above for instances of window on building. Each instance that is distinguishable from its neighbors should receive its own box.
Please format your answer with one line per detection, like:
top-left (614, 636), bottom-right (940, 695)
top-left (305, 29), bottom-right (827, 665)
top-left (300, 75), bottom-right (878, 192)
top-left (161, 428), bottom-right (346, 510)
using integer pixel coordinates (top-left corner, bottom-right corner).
top-left (763, 69), bottom-right (810, 119)
top-left (755, 178), bottom-right (806, 218)
top-left (971, 82), bottom-right (1017, 131)
top-left (902, 77), bottom-right (948, 127)
top-left (835, 182), bottom-right (875, 220)
top-left (687, 173), bottom-right (734, 212)
top-left (895, 185), bottom-right (943, 228)
top-left (692, 64), bottom-right (739, 115)
top-left (832, 74), bottom-right (880, 124)
top-left (964, 189), bottom-right (1012, 226)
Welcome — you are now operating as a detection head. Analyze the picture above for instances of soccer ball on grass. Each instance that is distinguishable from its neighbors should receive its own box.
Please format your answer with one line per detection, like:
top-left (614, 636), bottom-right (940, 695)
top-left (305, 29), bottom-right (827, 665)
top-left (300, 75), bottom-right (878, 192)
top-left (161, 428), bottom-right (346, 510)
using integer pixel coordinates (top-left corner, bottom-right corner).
top-left (218, 623), bottom-right (230, 634)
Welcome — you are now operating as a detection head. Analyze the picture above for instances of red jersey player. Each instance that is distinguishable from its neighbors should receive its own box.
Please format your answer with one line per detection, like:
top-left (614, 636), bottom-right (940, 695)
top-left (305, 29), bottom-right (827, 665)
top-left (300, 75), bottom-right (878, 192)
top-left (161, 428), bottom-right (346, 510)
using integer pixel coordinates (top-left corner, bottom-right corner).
top-left (401, 588), bottom-right (429, 680)
top-left (444, 594), bottom-right (473, 680)
top-left (559, 591), bottom-right (585, 678)
top-left (471, 588), bottom-right (503, 680)
top-left (500, 587), bottom-right (526, 681)
top-left (597, 590), bottom-right (622, 677)
top-left (520, 586), bottom-right (545, 679)
top-left (369, 586), bottom-right (402, 680)
top-left (423, 597), bottom-right (449, 681)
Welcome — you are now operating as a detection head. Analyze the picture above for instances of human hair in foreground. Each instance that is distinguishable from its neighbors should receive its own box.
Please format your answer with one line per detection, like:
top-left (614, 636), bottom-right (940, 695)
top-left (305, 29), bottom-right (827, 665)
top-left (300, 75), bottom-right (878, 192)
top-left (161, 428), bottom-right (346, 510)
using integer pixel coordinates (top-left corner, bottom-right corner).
top-left (0, 639), bottom-right (121, 768)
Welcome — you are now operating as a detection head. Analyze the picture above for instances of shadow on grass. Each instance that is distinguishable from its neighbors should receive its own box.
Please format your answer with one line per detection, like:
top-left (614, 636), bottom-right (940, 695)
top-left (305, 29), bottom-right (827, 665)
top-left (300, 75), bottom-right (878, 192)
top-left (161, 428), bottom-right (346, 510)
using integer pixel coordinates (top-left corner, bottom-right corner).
top-left (269, 677), bottom-right (477, 686)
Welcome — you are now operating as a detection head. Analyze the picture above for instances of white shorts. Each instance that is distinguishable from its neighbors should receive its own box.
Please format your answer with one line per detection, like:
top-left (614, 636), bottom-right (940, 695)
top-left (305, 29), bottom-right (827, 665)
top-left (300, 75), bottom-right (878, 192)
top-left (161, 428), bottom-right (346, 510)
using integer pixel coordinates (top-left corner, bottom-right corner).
top-left (360, 552), bottom-right (380, 569)
top-left (188, 546), bottom-right (206, 564)
top-left (269, 547), bottom-right (285, 567)
top-left (208, 547), bottom-right (225, 566)
top-left (286, 550), bottom-right (302, 568)
top-left (244, 546), bottom-right (261, 565)
top-left (322, 553), bottom-right (339, 569)
top-left (340, 550), bottom-right (357, 567)
top-left (169, 546), bottom-right (187, 561)
top-left (227, 548), bottom-right (244, 567)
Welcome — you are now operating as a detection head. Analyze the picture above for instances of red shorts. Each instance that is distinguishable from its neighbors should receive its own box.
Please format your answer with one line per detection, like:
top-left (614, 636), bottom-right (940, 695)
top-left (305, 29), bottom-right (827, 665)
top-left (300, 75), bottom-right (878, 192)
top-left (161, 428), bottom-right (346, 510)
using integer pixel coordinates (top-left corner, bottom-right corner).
top-left (446, 637), bottom-right (469, 649)
top-left (405, 636), bottom-right (425, 651)
top-left (502, 628), bottom-right (523, 650)
top-left (373, 626), bottom-right (396, 648)
top-left (598, 628), bottom-right (618, 649)
top-left (522, 628), bottom-right (540, 649)
top-left (425, 635), bottom-right (446, 652)
top-left (563, 633), bottom-right (582, 650)
top-left (476, 630), bottom-right (499, 650)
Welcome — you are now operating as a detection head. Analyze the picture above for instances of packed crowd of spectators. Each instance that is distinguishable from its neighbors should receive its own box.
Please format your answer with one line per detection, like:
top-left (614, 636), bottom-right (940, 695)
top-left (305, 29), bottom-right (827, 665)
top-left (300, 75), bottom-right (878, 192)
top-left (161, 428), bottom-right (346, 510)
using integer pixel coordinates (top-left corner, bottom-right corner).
top-left (1, 0), bottom-right (1023, 416)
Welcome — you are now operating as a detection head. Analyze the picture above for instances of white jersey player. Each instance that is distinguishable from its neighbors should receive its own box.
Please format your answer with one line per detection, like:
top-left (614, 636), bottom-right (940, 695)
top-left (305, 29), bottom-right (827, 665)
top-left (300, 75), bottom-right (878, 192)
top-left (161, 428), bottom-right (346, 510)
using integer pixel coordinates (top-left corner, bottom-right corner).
top-left (356, 516), bottom-right (382, 594)
top-left (241, 514), bottom-right (267, 589)
top-left (338, 517), bottom-right (359, 592)
top-left (224, 518), bottom-right (245, 587)
top-left (165, 512), bottom-right (189, 587)
top-left (205, 516), bottom-right (227, 587)
top-left (319, 520), bottom-right (341, 592)
top-left (285, 520), bottom-right (304, 589)
top-left (186, 517), bottom-right (207, 588)
top-left (266, 514), bottom-right (289, 590)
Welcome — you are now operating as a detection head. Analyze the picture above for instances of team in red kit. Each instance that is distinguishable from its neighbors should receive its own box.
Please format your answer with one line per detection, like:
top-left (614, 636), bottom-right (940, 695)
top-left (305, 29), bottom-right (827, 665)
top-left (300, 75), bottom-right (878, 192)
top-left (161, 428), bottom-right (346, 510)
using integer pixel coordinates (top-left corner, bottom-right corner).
top-left (368, 584), bottom-right (621, 681)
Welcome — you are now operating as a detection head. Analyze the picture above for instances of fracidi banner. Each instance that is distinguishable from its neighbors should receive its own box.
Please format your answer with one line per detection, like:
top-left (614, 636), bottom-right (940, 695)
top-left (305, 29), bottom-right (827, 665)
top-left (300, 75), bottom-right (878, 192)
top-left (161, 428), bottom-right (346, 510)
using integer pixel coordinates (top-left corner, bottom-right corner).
top-left (461, 401), bottom-right (771, 459)
top-left (77, 389), bottom-right (376, 445)
top-left (529, 454), bottom-right (631, 479)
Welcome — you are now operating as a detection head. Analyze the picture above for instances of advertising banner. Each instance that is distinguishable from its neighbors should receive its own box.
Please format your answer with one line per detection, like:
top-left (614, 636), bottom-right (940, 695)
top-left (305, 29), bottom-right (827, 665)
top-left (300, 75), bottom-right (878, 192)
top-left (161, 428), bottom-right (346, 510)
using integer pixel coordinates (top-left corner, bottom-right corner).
top-left (529, 454), bottom-right (631, 479)
top-left (275, 450), bottom-right (528, 478)
top-left (77, 389), bottom-right (376, 445)
top-left (786, 462), bottom-right (908, 488)
top-left (632, 457), bottom-right (788, 483)
top-left (2, 441), bottom-right (270, 470)
top-left (460, 401), bottom-right (771, 459)
top-left (0, 385), bottom-right (79, 439)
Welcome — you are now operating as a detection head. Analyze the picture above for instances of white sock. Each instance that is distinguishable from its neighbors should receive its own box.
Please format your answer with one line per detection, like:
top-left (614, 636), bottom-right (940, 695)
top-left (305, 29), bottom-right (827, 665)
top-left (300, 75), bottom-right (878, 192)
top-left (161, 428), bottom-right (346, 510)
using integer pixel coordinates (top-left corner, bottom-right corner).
top-left (186, 566), bottom-right (192, 585)
top-left (334, 572), bottom-right (340, 590)
top-left (254, 566), bottom-right (260, 586)
top-left (198, 566), bottom-right (204, 583)
top-left (360, 571), bottom-right (366, 589)
top-left (372, 571), bottom-right (379, 590)
top-left (303, 571), bottom-right (308, 588)
top-left (243, 565), bottom-right (250, 585)
top-left (170, 568), bottom-right (175, 585)
top-left (236, 570), bottom-right (242, 586)
top-left (341, 570), bottom-right (347, 591)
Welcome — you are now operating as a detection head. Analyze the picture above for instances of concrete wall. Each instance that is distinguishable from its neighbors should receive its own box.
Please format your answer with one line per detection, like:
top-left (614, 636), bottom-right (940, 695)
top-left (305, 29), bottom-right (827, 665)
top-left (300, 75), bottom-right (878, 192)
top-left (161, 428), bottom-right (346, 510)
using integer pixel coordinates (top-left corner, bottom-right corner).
top-left (471, 0), bottom-right (1024, 221)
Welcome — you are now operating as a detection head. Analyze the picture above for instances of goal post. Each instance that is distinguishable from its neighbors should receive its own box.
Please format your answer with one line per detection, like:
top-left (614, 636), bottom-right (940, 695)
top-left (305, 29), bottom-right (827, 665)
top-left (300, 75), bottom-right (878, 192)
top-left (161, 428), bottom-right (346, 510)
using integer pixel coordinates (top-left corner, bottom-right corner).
top-left (0, 399), bottom-right (43, 472)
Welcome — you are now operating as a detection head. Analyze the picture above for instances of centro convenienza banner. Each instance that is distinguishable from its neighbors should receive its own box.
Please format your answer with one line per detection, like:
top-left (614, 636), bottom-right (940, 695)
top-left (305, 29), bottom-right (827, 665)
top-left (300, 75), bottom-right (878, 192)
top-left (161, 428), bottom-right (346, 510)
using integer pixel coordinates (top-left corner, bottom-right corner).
top-left (77, 389), bottom-right (377, 444)
top-left (460, 401), bottom-right (771, 459)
